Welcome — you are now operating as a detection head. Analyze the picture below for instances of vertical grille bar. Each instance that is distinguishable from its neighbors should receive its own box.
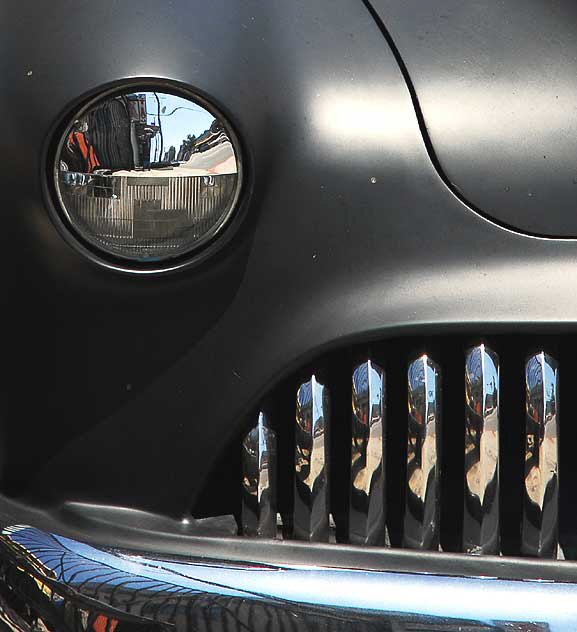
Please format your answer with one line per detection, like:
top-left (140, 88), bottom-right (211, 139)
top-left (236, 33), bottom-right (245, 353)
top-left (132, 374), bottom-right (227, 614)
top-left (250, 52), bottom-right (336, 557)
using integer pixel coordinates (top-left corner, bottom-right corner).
top-left (349, 360), bottom-right (386, 546)
top-left (241, 412), bottom-right (277, 538)
top-left (521, 352), bottom-right (559, 558)
top-left (403, 355), bottom-right (441, 550)
top-left (294, 376), bottom-right (330, 541)
top-left (463, 344), bottom-right (500, 555)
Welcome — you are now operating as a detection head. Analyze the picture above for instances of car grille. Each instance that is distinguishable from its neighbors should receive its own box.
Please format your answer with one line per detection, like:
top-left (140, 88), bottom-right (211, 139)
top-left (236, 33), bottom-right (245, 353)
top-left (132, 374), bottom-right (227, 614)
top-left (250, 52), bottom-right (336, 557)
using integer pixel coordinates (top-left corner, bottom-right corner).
top-left (236, 335), bottom-right (565, 560)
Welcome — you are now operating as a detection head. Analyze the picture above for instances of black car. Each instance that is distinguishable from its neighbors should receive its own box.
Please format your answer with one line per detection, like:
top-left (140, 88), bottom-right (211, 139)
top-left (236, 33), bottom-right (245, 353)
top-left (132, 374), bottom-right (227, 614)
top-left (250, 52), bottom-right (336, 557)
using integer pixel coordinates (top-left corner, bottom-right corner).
top-left (2, 1), bottom-right (577, 630)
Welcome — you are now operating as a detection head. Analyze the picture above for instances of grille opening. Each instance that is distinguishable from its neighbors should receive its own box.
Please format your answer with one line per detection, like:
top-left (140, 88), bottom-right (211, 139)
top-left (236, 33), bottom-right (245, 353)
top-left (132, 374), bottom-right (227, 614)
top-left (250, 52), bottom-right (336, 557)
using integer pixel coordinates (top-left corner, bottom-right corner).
top-left (382, 343), bottom-right (406, 549)
top-left (438, 338), bottom-right (465, 554)
top-left (326, 357), bottom-right (352, 543)
top-left (498, 341), bottom-right (526, 557)
top-left (192, 332), bottom-right (573, 560)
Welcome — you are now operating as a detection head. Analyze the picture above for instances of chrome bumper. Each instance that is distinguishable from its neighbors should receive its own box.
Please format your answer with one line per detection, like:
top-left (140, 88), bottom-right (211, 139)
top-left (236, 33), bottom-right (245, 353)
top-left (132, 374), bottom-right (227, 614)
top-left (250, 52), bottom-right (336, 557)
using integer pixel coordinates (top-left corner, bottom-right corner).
top-left (2, 521), bottom-right (577, 631)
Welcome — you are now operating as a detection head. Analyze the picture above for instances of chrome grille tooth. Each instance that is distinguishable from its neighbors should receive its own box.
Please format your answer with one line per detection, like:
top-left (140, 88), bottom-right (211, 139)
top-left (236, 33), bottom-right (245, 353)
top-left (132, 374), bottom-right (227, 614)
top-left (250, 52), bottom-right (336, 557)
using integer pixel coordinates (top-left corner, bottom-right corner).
top-left (294, 375), bottom-right (330, 541)
top-left (463, 344), bottom-right (500, 555)
top-left (403, 354), bottom-right (441, 550)
top-left (521, 352), bottom-right (559, 558)
top-left (241, 412), bottom-right (277, 538)
top-left (349, 360), bottom-right (386, 546)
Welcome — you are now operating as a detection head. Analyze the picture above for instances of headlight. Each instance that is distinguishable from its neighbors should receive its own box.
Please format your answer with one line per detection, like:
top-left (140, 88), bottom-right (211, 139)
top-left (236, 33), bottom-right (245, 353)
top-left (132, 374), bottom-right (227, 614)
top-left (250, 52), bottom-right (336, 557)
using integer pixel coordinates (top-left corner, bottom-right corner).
top-left (53, 87), bottom-right (241, 267)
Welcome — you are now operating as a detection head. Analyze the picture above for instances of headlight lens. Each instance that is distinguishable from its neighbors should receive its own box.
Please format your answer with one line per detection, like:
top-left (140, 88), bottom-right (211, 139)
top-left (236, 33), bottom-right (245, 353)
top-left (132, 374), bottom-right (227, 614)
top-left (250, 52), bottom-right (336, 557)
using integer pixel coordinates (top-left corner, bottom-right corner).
top-left (54, 89), bottom-right (241, 264)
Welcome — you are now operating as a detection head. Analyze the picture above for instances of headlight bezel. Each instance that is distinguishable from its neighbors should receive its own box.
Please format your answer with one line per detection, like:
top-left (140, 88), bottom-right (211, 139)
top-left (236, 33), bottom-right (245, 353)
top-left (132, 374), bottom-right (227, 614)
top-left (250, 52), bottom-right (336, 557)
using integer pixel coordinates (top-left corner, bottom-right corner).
top-left (46, 79), bottom-right (246, 275)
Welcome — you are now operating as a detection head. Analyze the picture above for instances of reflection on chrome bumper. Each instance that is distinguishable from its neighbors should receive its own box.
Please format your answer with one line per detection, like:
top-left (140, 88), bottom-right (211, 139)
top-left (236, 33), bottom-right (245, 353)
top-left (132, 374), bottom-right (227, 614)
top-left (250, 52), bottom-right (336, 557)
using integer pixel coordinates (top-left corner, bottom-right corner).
top-left (1, 524), bottom-right (577, 631)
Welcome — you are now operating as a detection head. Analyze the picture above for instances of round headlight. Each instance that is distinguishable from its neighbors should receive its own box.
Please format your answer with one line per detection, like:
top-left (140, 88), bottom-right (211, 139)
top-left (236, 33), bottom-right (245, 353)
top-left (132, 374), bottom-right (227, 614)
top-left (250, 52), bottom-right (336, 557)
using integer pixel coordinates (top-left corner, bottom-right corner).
top-left (53, 87), bottom-right (241, 267)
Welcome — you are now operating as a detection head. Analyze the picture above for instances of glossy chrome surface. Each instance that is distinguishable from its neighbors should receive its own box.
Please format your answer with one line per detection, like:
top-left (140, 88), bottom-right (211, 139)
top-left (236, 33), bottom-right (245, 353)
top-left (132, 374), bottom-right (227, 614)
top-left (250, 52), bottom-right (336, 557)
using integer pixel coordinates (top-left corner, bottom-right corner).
top-left (522, 352), bottom-right (559, 558)
top-left (294, 375), bottom-right (330, 541)
top-left (404, 355), bottom-right (441, 550)
top-left (463, 344), bottom-right (500, 555)
top-left (350, 360), bottom-right (386, 546)
top-left (54, 89), bottom-right (241, 264)
top-left (2, 522), bottom-right (577, 631)
top-left (241, 412), bottom-right (277, 538)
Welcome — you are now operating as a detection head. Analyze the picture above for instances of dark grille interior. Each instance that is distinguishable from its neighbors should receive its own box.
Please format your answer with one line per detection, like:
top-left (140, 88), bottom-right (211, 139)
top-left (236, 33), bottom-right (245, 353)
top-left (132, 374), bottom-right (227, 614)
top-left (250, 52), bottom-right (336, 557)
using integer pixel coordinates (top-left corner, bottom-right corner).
top-left (192, 332), bottom-right (577, 561)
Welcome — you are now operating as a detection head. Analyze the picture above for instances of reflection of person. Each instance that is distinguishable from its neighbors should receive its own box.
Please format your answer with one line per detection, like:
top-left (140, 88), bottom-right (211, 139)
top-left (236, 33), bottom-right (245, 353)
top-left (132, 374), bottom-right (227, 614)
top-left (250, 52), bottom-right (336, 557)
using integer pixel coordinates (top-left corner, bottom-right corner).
top-left (64, 120), bottom-right (100, 173)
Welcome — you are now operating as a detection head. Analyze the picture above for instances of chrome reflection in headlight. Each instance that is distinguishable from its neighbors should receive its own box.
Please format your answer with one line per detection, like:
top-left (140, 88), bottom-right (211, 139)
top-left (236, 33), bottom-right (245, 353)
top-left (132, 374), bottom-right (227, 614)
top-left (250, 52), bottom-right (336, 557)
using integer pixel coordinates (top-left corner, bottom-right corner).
top-left (53, 88), bottom-right (241, 265)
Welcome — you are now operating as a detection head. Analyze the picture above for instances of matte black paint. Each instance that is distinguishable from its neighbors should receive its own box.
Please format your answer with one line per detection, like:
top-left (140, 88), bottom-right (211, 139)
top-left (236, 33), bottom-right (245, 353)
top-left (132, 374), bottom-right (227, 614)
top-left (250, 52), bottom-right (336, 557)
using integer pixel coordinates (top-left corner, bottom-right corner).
top-left (369, 0), bottom-right (577, 237)
top-left (3, 0), bottom-right (577, 548)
